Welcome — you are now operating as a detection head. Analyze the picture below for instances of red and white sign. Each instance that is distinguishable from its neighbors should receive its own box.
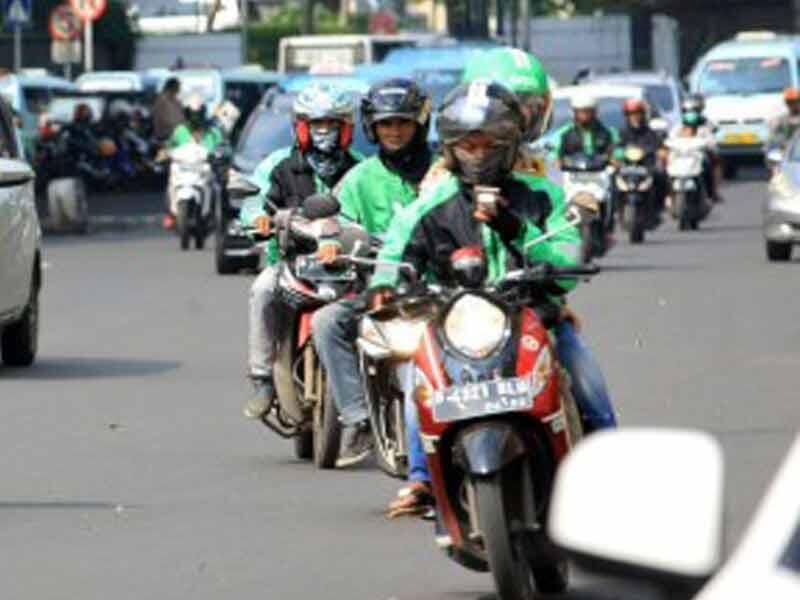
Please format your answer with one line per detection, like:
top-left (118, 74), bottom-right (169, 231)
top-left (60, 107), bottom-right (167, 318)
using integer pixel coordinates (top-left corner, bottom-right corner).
top-left (49, 4), bottom-right (82, 41)
top-left (69, 0), bottom-right (106, 22)
top-left (368, 11), bottom-right (398, 35)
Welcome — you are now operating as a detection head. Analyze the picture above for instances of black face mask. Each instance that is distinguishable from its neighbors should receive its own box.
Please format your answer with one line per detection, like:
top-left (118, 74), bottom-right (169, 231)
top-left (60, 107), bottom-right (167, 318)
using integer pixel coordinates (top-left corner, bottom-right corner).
top-left (453, 145), bottom-right (514, 186)
top-left (378, 125), bottom-right (432, 185)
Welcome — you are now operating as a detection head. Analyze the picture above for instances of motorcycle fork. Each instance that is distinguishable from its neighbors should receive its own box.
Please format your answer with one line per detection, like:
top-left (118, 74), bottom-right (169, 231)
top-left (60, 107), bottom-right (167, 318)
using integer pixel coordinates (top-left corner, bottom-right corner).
top-left (303, 344), bottom-right (325, 407)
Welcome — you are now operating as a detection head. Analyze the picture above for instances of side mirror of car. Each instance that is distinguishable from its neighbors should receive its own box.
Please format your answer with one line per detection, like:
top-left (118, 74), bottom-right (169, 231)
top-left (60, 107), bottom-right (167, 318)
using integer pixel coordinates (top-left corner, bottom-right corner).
top-left (766, 149), bottom-right (784, 167)
top-left (226, 169), bottom-right (260, 200)
top-left (549, 429), bottom-right (724, 596)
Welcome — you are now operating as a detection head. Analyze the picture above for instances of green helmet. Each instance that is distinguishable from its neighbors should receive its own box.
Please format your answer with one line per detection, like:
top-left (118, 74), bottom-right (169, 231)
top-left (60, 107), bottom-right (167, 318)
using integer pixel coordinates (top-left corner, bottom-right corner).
top-left (462, 47), bottom-right (552, 141)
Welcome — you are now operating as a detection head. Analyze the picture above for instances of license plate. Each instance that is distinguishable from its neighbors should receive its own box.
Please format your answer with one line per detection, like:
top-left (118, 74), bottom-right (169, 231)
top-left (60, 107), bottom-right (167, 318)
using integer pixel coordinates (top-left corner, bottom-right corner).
top-left (722, 132), bottom-right (760, 145)
top-left (432, 377), bottom-right (534, 423)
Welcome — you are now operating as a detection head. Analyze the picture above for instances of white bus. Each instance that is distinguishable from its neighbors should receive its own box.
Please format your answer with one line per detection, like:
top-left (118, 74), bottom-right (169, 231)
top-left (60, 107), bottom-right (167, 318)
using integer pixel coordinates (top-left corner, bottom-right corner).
top-left (277, 34), bottom-right (452, 74)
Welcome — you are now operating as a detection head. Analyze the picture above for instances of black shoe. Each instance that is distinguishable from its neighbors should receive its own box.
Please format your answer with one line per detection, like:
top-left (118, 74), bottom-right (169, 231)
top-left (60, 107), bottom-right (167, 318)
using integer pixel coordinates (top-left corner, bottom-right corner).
top-left (336, 420), bottom-right (373, 468)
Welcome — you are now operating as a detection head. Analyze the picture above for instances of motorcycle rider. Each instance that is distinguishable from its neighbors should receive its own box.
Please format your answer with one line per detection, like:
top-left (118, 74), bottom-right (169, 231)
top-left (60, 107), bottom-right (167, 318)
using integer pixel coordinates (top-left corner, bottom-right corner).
top-left (617, 98), bottom-right (668, 225)
top-left (240, 82), bottom-right (361, 420)
top-left (310, 79), bottom-right (434, 467)
top-left (162, 96), bottom-right (225, 229)
top-left (369, 84), bottom-right (584, 506)
top-left (153, 77), bottom-right (184, 142)
top-left (553, 92), bottom-right (620, 167)
top-left (389, 52), bottom-right (618, 517)
top-left (668, 99), bottom-right (721, 205)
top-left (767, 87), bottom-right (800, 157)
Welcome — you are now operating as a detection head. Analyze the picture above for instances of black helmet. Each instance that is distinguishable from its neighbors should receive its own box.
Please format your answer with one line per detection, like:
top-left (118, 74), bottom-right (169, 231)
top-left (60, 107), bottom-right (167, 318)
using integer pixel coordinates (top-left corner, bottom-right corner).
top-left (437, 80), bottom-right (524, 185)
top-left (361, 78), bottom-right (432, 144)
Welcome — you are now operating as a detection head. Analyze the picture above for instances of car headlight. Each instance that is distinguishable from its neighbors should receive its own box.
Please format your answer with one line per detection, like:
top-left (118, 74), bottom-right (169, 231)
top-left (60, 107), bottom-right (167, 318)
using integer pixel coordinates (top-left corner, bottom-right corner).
top-left (638, 176), bottom-right (653, 191)
top-left (360, 316), bottom-right (429, 359)
top-left (443, 295), bottom-right (508, 359)
top-left (615, 175), bottom-right (629, 191)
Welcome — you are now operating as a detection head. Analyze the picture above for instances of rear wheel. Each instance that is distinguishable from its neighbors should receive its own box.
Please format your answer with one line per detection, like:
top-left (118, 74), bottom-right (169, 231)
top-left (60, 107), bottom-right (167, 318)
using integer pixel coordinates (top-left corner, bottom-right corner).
top-left (313, 372), bottom-right (341, 469)
top-left (177, 202), bottom-right (191, 251)
top-left (475, 476), bottom-right (535, 600)
top-left (766, 241), bottom-right (792, 262)
top-left (1, 283), bottom-right (39, 367)
top-left (215, 218), bottom-right (238, 274)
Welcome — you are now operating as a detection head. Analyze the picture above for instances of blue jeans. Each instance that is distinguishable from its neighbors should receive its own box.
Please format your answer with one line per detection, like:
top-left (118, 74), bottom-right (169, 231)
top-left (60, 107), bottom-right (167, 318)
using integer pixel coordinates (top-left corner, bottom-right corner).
top-left (405, 321), bottom-right (616, 483)
top-left (311, 299), bottom-right (369, 426)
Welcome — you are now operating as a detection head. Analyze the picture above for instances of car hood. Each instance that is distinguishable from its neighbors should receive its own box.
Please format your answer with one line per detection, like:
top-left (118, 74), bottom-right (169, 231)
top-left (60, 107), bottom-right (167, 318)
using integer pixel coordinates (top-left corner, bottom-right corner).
top-left (705, 94), bottom-right (787, 123)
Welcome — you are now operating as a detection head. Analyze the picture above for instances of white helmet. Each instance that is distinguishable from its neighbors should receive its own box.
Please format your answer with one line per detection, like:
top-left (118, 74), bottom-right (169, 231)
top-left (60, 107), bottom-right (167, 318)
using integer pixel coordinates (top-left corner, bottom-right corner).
top-left (571, 91), bottom-right (597, 111)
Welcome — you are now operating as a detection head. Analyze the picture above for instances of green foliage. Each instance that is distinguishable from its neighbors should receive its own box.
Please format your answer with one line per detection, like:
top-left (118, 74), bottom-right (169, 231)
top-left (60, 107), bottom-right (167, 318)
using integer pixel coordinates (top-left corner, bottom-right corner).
top-left (246, 5), bottom-right (366, 69)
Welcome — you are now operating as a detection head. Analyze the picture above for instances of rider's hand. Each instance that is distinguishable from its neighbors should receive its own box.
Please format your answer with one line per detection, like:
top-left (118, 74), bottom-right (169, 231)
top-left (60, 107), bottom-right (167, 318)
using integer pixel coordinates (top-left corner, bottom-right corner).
top-left (367, 286), bottom-right (396, 312)
top-left (560, 304), bottom-right (583, 333)
top-left (317, 242), bottom-right (341, 265)
top-left (254, 215), bottom-right (272, 235)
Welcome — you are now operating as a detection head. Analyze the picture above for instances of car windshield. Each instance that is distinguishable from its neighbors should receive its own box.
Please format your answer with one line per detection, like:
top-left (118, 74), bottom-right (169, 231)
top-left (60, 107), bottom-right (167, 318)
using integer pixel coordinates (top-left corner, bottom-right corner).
top-left (235, 101), bottom-right (375, 172)
top-left (176, 74), bottom-right (219, 103)
top-left (644, 84), bottom-right (675, 112)
top-left (550, 97), bottom-right (628, 133)
top-left (698, 57), bottom-right (791, 96)
top-left (413, 69), bottom-right (461, 105)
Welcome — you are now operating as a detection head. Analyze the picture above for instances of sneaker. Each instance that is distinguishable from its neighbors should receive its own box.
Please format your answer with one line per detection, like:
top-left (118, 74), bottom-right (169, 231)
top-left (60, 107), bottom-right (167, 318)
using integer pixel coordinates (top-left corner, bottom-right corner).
top-left (336, 420), bottom-right (373, 468)
top-left (243, 377), bottom-right (274, 420)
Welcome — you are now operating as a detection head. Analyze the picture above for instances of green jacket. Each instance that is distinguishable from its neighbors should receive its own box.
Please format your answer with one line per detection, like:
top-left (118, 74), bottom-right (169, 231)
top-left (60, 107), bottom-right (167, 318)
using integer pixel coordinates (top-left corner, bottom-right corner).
top-left (335, 155), bottom-right (421, 235)
top-left (552, 120), bottom-right (620, 160)
top-left (370, 172), bottom-right (581, 293)
top-left (169, 124), bottom-right (223, 151)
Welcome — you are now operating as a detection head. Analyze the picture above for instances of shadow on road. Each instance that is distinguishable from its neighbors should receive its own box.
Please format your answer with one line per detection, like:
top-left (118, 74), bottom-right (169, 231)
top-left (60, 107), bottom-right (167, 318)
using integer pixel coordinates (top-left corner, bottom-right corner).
top-left (1, 357), bottom-right (181, 380)
top-left (599, 263), bottom-right (697, 273)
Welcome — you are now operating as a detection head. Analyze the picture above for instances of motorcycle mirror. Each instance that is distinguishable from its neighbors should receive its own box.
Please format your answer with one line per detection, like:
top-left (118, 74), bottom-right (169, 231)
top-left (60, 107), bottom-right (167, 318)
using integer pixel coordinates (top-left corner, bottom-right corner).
top-left (549, 429), bottom-right (724, 593)
top-left (449, 246), bottom-right (487, 288)
top-left (302, 194), bottom-right (340, 221)
top-left (227, 170), bottom-right (260, 200)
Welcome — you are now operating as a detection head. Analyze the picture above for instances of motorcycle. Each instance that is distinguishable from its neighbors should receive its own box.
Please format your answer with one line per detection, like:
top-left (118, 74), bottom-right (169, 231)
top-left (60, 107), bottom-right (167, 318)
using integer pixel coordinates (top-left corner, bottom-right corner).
top-left (561, 154), bottom-right (614, 261)
top-left (239, 192), bottom-right (364, 469)
top-left (342, 213), bottom-right (595, 600)
top-left (167, 142), bottom-right (225, 251)
top-left (615, 144), bottom-right (655, 244)
top-left (665, 136), bottom-right (710, 231)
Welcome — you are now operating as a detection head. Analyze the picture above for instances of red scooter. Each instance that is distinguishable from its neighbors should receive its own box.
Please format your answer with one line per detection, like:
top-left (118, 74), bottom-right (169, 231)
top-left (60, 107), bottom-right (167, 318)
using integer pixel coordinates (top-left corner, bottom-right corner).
top-left (357, 242), bottom-right (596, 600)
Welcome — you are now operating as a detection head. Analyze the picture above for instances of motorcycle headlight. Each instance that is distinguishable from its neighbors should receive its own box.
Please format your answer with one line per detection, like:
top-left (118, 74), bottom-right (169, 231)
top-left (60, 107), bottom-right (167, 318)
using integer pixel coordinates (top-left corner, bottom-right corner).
top-left (638, 176), bottom-right (653, 191)
top-left (615, 175), bottom-right (629, 191)
top-left (360, 316), bottom-right (429, 359)
top-left (443, 295), bottom-right (509, 359)
top-left (684, 179), bottom-right (697, 190)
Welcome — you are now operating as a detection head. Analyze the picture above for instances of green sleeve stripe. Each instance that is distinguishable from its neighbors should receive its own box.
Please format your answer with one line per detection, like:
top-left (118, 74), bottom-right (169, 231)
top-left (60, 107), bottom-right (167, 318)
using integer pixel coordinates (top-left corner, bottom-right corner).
top-left (369, 178), bottom-right (459, 289)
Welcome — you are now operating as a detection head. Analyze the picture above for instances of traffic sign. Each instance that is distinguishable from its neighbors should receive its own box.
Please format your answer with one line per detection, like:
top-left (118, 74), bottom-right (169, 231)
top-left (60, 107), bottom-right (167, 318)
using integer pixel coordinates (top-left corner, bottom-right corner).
top-left (49, 4), bottom-right (82, 41)
top-left (69, 0), bottom-right (106, 22)
top-left (3, 0), bottom-right (31, 25)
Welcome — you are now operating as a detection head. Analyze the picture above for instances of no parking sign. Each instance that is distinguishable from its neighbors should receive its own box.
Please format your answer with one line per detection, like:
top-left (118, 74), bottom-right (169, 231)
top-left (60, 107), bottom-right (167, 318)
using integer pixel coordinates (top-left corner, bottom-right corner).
top-left (49, 4), bottom-right (82, 41)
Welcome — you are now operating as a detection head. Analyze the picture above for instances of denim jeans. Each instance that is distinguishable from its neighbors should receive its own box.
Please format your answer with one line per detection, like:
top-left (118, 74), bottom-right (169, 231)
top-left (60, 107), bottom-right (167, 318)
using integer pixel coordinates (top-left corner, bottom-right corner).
top-left (311, 299), bottom-right (369, 426)
top-left (405, 321), bottom-right (617, 483)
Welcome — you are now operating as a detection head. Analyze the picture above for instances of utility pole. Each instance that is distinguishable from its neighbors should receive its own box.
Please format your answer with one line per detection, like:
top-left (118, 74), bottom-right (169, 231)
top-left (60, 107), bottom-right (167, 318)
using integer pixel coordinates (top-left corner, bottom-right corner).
top-left (13, 23), bottom-right (22, 72)
top-left (521, 0), bottom-right (530, 50)
top-left (240, 0), bottom-right (248, 64)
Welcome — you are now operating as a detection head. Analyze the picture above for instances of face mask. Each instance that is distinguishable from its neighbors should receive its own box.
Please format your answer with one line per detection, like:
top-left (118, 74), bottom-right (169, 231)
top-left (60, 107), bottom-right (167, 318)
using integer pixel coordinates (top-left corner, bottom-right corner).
top-left (453, 145), bottom-right (513, 185)
top-left (310, 125), bottom-right (340, 154)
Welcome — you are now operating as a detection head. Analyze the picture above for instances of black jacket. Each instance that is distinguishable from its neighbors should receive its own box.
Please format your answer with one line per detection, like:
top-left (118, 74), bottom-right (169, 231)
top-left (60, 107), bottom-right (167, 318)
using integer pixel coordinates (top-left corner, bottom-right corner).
top-left (619, 126), bottom-right (664, 165)
top-left (556, 120), bottom-right (617, 159)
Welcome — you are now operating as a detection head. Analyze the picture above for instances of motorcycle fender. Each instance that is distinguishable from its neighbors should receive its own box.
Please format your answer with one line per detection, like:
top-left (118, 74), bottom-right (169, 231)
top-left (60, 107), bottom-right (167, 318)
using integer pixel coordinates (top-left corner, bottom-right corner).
top-left (453, 422), bottom-right (527, 477)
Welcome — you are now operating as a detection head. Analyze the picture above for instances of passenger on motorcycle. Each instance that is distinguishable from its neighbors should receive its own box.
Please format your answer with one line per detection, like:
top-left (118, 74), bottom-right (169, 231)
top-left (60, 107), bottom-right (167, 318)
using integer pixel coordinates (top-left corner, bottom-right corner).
top-left (767, 87), bottom-right (800, 156)
top-left (311, 79), bottom-right (434, 467)
top-left (668, 100), bottom-right (721, 205)
top-left (553, 92), bottom-right (620, 167)
top-left (618, 98), bottom-right (668, 223)
top-left (390, 52), bottom-right (618, 518)
top-left (240, 82), bottom-right (361, 420)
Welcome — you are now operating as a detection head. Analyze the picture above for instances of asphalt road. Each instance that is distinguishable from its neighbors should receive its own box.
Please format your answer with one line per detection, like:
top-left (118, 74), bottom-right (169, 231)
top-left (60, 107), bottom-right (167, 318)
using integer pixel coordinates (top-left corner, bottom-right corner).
top-left (2, 170), bottom-right (799, 600)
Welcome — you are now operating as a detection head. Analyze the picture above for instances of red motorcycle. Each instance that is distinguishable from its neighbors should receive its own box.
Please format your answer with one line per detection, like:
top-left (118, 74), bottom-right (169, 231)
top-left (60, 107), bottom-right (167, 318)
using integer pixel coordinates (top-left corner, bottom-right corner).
top-left (357, 246), bottom-right (596, 600)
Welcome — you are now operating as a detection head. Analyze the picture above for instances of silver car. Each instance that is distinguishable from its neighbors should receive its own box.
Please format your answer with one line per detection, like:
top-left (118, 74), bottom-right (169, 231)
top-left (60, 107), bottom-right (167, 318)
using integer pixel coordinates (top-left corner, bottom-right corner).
top-left (0, 95), bottom-right (41, 367)
top-left (764, 138), bottom-right (800, 261)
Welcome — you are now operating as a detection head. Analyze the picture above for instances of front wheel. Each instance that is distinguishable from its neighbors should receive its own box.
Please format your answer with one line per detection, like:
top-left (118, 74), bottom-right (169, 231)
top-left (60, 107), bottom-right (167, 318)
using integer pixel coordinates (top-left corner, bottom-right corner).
top-left (475, 476), bottom-right (535, 600)
top-left (176, 202), bottom-right (191, 251)
top-left (215, 219), bottom-right (238, 274)
top-left (1, 283), bottom-right (39, 367)
top-left (766, 241), bottom-right (793, 262)
top-left (294, 429), bottom-right (313, 460)
top-left (313, 377), bottom-right (341, 469)
top-left (627, 204), bottom-right (645, 244)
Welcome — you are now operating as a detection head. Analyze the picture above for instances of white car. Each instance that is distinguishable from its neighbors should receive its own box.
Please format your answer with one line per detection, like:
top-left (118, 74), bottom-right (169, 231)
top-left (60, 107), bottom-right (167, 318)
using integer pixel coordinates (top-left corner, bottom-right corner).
top-left (0, 95), bottom-right (41, 367)
top-left (549, 428), bottom-right (800, 599)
